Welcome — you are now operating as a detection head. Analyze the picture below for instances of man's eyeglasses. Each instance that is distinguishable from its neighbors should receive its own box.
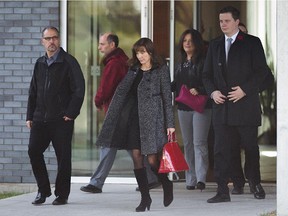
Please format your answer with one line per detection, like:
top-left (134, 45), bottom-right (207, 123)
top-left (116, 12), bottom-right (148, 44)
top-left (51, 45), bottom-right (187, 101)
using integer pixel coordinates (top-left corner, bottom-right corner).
top-left (43, 36), bottom-right (59, 41)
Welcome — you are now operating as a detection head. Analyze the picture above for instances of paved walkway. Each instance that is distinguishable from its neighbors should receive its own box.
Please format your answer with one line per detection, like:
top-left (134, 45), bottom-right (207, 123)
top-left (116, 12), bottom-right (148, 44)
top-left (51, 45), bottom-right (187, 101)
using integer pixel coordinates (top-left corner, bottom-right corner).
top-left (0, 178), bottom-right (276, 216)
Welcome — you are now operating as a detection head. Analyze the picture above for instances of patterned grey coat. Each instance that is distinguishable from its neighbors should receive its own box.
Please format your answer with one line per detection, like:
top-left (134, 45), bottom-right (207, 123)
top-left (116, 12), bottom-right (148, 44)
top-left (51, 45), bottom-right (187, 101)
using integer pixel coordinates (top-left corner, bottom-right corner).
top-left (96, 64), bottom-right (175, 155)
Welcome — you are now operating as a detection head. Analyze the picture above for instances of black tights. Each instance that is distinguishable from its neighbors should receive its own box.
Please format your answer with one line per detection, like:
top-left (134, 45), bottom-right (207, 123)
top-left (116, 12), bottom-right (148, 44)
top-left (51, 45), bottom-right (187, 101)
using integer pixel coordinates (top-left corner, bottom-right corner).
top-left (132, 149), bottom-right (160, 171)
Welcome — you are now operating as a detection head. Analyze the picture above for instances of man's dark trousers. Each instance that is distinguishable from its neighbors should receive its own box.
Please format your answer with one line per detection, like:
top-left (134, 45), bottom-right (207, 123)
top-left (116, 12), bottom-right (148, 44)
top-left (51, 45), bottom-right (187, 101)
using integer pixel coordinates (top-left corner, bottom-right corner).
top-left (28, 120), bottom-right (74, 198)
top-left (213, 124), bottom-right (260, 194)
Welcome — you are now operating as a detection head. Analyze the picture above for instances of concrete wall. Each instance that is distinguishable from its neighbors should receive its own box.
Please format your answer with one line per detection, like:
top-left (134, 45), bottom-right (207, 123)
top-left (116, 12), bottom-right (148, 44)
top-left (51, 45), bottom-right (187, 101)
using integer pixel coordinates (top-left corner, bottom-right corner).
top-left (277, 1), bottom-right (288, 215)
top-left (0, 1), bottom-right (60, 183)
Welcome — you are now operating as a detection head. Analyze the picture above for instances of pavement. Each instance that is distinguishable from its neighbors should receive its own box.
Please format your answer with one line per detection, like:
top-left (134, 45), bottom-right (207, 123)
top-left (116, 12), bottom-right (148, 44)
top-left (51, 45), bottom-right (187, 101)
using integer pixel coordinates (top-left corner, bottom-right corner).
top-left (0, 177), bottom-right (276, 216)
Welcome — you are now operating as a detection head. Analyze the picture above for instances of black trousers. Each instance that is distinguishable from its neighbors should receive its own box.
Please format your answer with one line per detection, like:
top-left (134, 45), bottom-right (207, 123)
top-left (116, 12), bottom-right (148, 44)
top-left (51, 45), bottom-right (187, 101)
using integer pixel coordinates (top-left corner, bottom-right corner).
top-left (28, 120), bottom-right (74, 198)
top-left (230, 142), bottom-right (247, 187)
top-left (213, 124), bottom-right (260, 194)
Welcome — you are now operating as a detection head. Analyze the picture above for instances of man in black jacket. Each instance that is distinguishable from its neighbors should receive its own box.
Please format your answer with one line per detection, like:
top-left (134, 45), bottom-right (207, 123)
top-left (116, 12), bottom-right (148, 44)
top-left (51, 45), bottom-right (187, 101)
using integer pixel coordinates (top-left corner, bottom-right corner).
top-left (26, 26), bottom-right (85, 205)
top-left (202, 6), bottom-right (267, 203)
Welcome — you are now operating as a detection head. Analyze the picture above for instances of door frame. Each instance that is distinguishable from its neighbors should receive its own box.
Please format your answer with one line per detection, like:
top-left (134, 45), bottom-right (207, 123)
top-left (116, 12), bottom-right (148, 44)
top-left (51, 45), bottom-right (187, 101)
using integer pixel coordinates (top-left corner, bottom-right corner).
top-left (141, 0), bottom-right (175, 80)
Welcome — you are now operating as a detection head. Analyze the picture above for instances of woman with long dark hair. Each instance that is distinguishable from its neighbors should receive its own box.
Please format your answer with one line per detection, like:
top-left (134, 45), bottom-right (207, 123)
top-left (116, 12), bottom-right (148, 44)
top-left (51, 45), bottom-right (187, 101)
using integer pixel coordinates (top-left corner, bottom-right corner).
top-left (172, 29), bottom-right (212, 191)
top-left (96, 38), bottom-right (175, 212)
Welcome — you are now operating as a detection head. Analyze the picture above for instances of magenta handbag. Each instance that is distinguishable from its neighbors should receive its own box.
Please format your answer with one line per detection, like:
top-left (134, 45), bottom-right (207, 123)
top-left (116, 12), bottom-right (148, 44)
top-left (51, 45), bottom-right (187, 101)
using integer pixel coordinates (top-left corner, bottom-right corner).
top-left (175, 85), bottom-right (208, 113)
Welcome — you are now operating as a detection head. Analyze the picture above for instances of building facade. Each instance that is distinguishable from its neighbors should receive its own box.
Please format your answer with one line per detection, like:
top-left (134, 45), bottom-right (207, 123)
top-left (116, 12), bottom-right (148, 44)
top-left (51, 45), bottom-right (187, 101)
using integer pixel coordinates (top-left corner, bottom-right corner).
top-left (0, 0), bottom-right (277, 183)
top-left (0, 1), bottom-right (60, 183)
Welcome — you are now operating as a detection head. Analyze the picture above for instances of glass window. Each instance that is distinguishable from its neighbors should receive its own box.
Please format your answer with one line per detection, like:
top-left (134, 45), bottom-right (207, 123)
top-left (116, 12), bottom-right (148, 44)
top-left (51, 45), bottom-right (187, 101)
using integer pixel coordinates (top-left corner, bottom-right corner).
top-left (67, 0), bottom-right (141, 176)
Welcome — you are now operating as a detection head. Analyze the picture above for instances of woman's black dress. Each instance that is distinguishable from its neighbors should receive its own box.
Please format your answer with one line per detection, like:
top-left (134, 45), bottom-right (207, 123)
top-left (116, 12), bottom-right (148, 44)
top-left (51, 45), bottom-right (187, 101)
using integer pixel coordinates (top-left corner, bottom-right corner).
top-left (111, 69), bottom-right (143, 150)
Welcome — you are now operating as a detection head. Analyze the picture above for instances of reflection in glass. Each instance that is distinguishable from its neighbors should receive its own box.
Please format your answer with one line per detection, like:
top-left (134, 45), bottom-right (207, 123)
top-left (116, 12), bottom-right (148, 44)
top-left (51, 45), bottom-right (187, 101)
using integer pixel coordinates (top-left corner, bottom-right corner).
top-left (67, 1), bottom-right (141, 176)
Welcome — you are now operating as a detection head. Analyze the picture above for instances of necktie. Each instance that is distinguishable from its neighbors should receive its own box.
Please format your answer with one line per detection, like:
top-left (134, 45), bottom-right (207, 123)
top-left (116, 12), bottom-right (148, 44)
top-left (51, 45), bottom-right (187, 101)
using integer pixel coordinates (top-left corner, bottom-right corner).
top-left (226, 38), bottom-right (232, 61)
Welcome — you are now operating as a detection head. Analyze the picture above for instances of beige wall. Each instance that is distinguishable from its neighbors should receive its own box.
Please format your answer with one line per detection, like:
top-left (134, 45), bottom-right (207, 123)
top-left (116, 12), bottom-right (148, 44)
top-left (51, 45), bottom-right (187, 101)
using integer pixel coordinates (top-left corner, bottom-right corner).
top-left (277, 0), bottom-right (288, 215)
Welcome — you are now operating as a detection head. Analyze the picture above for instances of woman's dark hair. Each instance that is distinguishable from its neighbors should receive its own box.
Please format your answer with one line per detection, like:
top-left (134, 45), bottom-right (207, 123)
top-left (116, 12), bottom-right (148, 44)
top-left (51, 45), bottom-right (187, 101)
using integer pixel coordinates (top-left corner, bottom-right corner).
top-left (178, 29), bottom-right (204, 64)
top-left (128, 37), bottom-right (164, 68)
top-left (219, 6), bottom-right (240, 21)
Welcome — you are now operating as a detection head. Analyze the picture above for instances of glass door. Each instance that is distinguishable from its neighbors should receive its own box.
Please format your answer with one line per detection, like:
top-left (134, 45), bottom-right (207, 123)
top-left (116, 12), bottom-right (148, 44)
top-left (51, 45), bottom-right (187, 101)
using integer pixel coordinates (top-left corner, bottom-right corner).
top-left (67, 0), bottom-right (141, 176)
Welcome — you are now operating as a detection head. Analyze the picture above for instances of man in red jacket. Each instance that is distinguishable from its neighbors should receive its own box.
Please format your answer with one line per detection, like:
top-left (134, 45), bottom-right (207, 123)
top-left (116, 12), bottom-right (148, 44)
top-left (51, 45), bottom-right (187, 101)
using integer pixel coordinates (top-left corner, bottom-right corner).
top-left (80, 33), bottom-right (159, 193)
top-left (94, 33), bottom-right (129, 113)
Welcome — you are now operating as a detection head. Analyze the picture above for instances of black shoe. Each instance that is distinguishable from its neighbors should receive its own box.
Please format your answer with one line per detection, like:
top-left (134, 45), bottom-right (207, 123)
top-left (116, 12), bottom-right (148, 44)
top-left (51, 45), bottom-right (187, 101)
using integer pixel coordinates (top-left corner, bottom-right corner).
top-left (52, 196), bottom-right (68, 205)
top-left (32, 192), bottom-right (51, 205)
top-left (186, 185), bottom-right (195, 190)
top-left (196, 182), bottom-right (206, 191)
top-left (136, 182), bottom-right (162, 191)
top-left (251, 183), bottom-right (266, 199)
top-left (80, 184), bottom-right (102, 193)
top-left (231, 186), bottom-right (244, 195)
top-left (207, 193), bottom-right (231, 203)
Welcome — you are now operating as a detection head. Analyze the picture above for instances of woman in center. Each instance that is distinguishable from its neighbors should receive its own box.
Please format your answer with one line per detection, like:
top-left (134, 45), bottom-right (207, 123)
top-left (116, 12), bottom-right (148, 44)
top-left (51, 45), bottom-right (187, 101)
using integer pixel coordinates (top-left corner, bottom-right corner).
top-left (172, 29), bottom-right (212, 191)
top-left (96, 38), bottom-right (175, 212)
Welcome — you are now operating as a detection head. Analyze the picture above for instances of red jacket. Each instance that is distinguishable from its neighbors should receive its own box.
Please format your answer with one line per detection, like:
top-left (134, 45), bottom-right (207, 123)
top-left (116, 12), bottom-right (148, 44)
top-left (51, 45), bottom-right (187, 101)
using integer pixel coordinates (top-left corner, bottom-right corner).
top-left (95, 48), bottom-right (129, 113)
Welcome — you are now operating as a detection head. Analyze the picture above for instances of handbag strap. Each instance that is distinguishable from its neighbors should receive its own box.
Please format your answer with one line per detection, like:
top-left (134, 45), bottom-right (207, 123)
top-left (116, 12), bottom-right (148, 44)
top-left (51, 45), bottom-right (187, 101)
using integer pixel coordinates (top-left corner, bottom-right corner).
top-left (168, 132), bottom-right (176, 142)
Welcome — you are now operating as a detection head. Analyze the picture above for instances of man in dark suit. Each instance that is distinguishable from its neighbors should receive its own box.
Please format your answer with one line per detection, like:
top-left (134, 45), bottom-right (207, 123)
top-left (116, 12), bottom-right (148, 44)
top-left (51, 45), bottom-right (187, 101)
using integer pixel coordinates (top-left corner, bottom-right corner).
top-left (202, 6), bottom-right (268, 203)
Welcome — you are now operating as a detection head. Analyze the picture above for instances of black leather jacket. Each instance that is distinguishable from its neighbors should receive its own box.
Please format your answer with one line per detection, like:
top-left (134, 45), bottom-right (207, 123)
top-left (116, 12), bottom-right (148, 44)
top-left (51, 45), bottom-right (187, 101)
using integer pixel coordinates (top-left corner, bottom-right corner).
top-left (172, 59), bottom-right (211, 111)
top-left (26, 47), bottom-right (85, 122)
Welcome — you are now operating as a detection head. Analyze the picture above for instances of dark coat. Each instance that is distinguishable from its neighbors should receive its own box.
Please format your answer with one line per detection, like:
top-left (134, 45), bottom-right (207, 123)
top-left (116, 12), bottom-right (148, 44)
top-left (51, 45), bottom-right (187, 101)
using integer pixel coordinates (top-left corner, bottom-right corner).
top-left (259, 66), bottom-right (274, 92)
top-left (26, 47), bottom-right (85, 122)
top-left (202, 31), bottom-right (268, 126)
top-left (96, 64), bottom-right (175, 155)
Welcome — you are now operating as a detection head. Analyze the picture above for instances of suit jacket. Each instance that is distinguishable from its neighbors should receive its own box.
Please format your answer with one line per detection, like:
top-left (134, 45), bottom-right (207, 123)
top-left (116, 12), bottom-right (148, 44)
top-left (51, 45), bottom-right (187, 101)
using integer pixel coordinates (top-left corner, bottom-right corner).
top-left (202, 31), bottom-right (268, 126)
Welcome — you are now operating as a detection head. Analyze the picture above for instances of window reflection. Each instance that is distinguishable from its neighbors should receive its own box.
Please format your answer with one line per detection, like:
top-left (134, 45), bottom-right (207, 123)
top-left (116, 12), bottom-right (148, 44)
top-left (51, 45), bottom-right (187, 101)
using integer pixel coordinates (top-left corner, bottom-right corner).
top-left (67, 0), bottom-right (141, 176)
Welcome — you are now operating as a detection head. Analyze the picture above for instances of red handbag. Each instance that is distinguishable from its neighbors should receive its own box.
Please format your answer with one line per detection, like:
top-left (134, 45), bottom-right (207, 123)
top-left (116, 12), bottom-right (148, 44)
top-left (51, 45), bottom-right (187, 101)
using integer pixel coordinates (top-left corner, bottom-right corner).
top-left (159, 133), bottom-right (189, 173)
top-left (175, 85), bottom-right (208, 113)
